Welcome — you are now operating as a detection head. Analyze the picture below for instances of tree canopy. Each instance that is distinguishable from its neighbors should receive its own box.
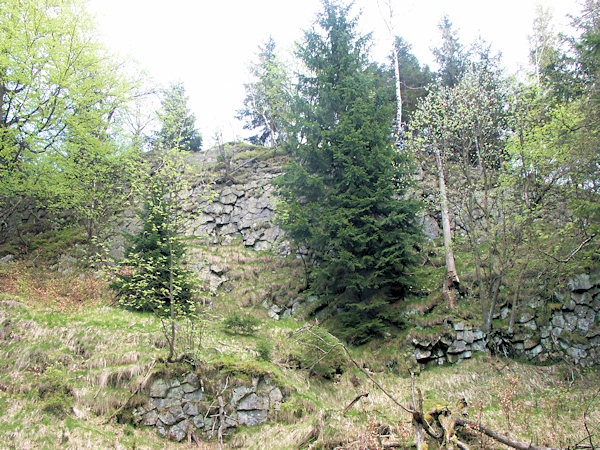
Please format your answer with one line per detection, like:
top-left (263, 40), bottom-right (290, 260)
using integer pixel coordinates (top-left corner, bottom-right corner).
top-left (276, 0), bottom-right (421, 344)
top-left (156, 82), bottom-right (202, 152)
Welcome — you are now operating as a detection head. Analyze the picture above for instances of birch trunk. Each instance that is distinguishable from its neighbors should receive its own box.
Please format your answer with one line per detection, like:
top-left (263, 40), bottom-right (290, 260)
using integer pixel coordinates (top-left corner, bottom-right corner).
top-left (433, 146), bottom-right (460, 307)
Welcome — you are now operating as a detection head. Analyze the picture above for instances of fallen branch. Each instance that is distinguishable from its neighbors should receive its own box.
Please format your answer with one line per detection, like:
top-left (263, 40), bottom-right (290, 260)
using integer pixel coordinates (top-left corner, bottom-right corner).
top-left (456, 417), bottom-right (560, 450)
top-left (217, 395), bottom-right (225, 449)
top-left (343, 392), bottom-right (369, 415)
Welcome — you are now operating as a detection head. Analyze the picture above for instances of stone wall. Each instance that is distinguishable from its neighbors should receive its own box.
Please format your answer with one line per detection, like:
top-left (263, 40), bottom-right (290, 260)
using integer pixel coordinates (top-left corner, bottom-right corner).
top-left (186, 158), bottom-right (287, 253)
top-left (409, 272), bottom-right (600, 368)
top-left (132, 371), bottom-right (286, 442)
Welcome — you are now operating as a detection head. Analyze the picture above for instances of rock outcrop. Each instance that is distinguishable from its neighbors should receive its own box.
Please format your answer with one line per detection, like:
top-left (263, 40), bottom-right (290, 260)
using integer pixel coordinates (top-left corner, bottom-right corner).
top-left (186, 157), bottom-right (288, 253)
top-left (132, 371), bottom-right (287, 442)
top-left (409, 272), bottom-right (600, 368)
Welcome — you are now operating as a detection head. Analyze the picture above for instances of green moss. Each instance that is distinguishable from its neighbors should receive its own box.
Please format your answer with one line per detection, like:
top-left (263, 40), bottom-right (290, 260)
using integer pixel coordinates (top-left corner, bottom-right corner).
top-left (212, 356), bottom-right (285, 387)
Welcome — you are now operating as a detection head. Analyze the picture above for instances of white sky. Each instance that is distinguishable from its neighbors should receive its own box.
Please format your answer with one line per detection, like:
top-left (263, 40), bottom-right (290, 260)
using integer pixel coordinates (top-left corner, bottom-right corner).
top-left (87, 0), bottom-right (582, 146)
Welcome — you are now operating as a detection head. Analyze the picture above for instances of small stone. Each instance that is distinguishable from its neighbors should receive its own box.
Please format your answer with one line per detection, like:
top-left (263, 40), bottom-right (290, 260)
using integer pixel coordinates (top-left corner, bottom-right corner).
top-left (151, 397), bottom-right (164, 410)
top-left (573, 292), bottom-right (591, 306)
top-left (552, 314), bottom-right (566, 329)
top-left (183, 390), bottom-right (204, 402)
top-left (440, 334), bottom-right (454, 346)
top-left (453, 321), bottom-right (465, 331)
top-left (183, 402), bottom-right (199, 417)
top-left (472, 330), bottom-right (485, 341)
top-left (564, 313), bottom-right (578, 332)
top-left (541, 327), bottom-right (551, 339)
top-left (237, 393), bottom-right (269, 411)
top-left (158, 410), bottom-right (177, 426)
top-left (460, 351), bottom-right (472, 359)
top-left (170, 406), bottom-right (186, 422)
top-left (524, 338), bottom-right (539, 350)
top-left (0, 254), bottom-right (14, 264)
top-left (446, 353), bottom-right (458, 364)
top-left (182, 383), bottom-right (197, 393)
top-left (167, 386), bottom-right (183, 398)
top-left (142, 410), bottom-right (159, 426)
top-left (562, 298), bottom-right (577, 311)
top-left (567, 347), bottom-right (588, 361)
top-left (237, 410), bottom-right (268, 427)
top-left (269, 388), bottom-right (283, 410)
top-left (448, 341), bottom-right (467, 354)
top-left (225, 414), bottom-right (238, 428)
top-left (519, 312), bottom-right (535, 323)
top-left (413, 348), bottom-right (432, 361)
top-left (156, 420), bottom-right (167, 436)
top-left (528, 345), bottom-right (543, 357)
top-left (167, 421), bottom-right (189, 442)
top-left (203, 417), bottom-right (215, 431)
top-left (523, 320), bottom-right (537, 331)
top-left (463, 330), bottom-right (475, 344)
top-left (568, 274), bottom-right (592, 292)
top-left (150, 379), bottom-right (169, 398)
top-left (231, 386), bottom-right (254, 405)
top-left (192, 415), bottom-right (204, 428)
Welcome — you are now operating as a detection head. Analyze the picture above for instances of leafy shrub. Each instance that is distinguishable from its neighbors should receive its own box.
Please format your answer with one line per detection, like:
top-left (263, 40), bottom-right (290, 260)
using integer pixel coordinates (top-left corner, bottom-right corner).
top-left (111, 177), bottom-right (197, 316)
top-left (37, 367), bottom-right (74, 418)
top-left (222, 312), bottom-right (261, 335)
top-left (256, 339), bottom-right (272, 362)
top-left (289, 326), bottom-right (347, 379)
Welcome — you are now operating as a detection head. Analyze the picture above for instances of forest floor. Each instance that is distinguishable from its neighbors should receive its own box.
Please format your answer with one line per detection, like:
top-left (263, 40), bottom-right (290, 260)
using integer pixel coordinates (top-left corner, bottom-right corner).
top-left (0, 247), bottom-right (599, 449)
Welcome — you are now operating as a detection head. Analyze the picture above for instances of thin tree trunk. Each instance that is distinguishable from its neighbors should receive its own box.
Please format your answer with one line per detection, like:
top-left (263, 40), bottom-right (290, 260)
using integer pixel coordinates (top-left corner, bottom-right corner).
top-left (377, 0), bottom-right (402, 139)
top-left (167, 190), bottom-right (176, 362)
top-left (508, 265), bottom-right (526, 334)
top-left (433, 146), bottom-right (460, 307)
top-left (392, 45), bottom-right (403, 135)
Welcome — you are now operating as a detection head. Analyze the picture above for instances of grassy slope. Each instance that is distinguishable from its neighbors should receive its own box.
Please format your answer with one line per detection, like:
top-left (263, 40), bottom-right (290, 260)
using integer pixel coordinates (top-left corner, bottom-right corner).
top-left (0, 150), bottom-right (598, 448)
top-left (1, 252), bottom-right (599, 450)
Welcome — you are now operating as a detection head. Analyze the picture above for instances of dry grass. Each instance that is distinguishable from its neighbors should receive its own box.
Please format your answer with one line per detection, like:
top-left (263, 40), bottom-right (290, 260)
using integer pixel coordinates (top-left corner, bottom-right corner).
top-left (0, 259), bottom-right (112, 310)
top-left (0, 251), bottom-right (598, 449)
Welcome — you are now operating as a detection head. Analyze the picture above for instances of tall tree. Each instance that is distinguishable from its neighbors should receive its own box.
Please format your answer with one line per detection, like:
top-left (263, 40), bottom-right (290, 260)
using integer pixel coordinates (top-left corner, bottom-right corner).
top-left (237, 37), bottom-right (291, 150)
top-left (276, 0), bottom-right (421, 344)
top-left (112, 150), bottom-right (198, 362)
top-left (0, 0), bottom-right (134, 237)
top-left (156, 82), bottom-right (202, 152)
top-left (528, 5), bottom-right (559, 85)
top-left (432, 15), bottom-right (468, 87)
top-left (392, 37), bottom-right (433, 124)
top-left (412, 49), bottom-right (510, 324)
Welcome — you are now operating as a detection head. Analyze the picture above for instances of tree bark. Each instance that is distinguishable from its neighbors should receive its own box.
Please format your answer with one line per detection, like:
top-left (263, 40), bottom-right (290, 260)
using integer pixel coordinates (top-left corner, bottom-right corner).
top-left (433, 146), bottom-right (460, 307)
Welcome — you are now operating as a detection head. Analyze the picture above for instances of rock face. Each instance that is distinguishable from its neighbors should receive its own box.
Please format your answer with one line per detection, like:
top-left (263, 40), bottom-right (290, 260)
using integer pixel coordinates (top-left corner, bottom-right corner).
top-left (132, 372), bottom-right (286, 442)
top-left (409, 271), bottom-right (600, 368)
top-left (186, 158), bottom-right (287, 254)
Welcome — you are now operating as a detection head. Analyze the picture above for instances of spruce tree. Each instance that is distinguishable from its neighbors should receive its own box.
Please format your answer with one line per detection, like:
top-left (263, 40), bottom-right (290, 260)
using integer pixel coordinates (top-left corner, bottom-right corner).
top-left (112, 155), bottom-right (196, 317)
top-left (276, 0), bottom-right (421, 344)
top-left (156, 82), bottom-right (202, 152)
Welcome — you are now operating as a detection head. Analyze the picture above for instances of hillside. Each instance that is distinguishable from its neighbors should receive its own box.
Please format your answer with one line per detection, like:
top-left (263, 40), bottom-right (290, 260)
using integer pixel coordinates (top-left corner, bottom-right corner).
top-left (0, 148), bottom-right (599, 449)
top-left (0, 240), bottom-right (599, 449)
top-left (1, 0), bottom-right (600, 447)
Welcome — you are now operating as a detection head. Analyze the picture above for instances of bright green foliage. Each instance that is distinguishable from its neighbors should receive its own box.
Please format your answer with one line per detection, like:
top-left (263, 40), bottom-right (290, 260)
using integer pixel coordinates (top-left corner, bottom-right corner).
top-left (276, 0), bottom-right (421, 344)
top-left (156, 82), bottom-right (202, 152)
top-left (289, 326), bottom-right (347, 379)
top-left (238, 37), bottom-right (291, 149)
top-left (111, 152), bottom-right (197, 316)
top-left (222, 312), bottom-right (261, 335)
top-left (0, 0), bottom-right (135, 240)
